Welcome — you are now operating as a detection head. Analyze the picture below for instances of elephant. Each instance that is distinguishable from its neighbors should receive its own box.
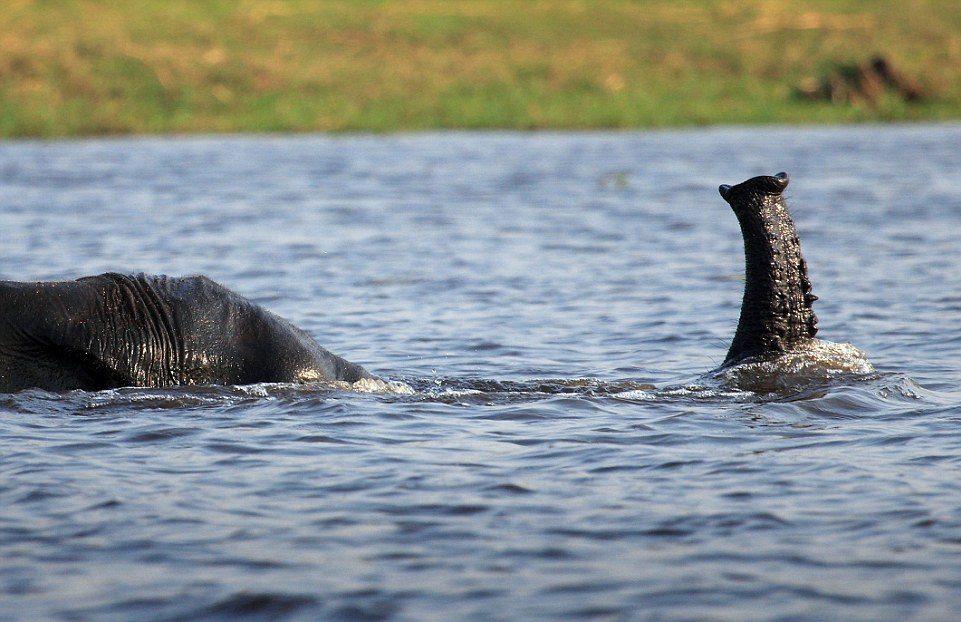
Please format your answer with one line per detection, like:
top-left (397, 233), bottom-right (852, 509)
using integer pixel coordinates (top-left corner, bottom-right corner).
top-left (0, 273), bottom-right (370, 392)
top-left (0, 171), bottom-right (832, 393)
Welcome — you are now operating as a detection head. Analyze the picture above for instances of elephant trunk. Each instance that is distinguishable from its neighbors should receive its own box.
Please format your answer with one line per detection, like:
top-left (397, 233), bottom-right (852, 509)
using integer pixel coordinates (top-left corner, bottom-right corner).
top-left (718, 172), bottom-right (819, 367)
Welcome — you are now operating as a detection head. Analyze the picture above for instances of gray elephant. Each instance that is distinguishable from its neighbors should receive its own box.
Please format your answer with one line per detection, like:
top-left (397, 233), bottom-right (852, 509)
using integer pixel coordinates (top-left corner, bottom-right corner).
top-left (0, 171), bottom-right (827, 392)
top-left (0, 273), bottom-right (370, 392)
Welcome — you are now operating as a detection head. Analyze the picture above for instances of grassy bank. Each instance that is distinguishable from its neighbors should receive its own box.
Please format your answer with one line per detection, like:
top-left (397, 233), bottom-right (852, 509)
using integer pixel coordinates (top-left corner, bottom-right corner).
top-left (1, 0), bottom-right (960, 136)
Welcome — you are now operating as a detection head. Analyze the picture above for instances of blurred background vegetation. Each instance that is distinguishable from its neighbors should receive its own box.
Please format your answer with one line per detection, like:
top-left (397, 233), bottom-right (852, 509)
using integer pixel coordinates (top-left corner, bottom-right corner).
top-left (1, 0), bottom-right (959, 136)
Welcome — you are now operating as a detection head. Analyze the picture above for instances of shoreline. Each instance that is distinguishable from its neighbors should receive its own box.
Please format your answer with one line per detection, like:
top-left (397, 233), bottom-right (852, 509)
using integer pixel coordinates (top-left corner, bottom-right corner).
top-left (1, 1), bottom-right (959, 138)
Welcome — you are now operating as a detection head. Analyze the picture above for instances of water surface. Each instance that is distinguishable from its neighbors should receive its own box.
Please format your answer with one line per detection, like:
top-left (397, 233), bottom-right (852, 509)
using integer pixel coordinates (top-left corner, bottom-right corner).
top-left (3, 125), bottom-right (961, 621)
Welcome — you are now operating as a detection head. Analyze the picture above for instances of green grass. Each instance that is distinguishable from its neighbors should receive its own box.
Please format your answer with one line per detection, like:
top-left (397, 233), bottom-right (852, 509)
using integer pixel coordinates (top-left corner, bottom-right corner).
top-left (1, 0), bottom-right (960, 136)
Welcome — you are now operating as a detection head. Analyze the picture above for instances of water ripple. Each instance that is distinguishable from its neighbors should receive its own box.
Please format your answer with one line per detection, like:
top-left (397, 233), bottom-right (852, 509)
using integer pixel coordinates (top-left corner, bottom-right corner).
top-left (4, 127), bottom-right (961, 621)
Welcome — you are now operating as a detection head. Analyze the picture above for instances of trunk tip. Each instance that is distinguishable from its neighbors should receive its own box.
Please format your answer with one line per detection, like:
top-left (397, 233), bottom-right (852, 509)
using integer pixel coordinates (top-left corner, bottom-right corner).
top-left (720, 172), bottom-right (790, 204)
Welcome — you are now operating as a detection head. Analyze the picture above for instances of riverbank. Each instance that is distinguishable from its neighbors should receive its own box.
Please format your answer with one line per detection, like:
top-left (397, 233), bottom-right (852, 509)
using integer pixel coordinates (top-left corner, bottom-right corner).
top-left (1, 0), bottom-right (959, 136)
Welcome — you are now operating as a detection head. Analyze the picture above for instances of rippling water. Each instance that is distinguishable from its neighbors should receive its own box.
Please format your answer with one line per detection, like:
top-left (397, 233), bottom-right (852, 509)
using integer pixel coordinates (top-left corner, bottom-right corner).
top-left (3, 125), bottom-right (961, 621)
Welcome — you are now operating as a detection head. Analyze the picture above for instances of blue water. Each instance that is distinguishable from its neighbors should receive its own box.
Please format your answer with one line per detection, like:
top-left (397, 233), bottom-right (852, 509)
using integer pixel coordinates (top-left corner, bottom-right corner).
top-left (2, 125), bottom-right (961, 621)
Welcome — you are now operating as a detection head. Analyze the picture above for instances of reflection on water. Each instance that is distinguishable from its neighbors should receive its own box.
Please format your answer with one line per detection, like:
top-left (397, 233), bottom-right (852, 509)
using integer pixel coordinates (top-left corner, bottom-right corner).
top-left (3, 125), bottom-right (961, 620)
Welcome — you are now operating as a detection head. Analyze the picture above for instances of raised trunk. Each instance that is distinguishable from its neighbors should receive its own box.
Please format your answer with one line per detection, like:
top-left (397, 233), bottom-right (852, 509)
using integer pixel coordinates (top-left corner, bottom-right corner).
top-left (719, 172), bottom-right (819, 367)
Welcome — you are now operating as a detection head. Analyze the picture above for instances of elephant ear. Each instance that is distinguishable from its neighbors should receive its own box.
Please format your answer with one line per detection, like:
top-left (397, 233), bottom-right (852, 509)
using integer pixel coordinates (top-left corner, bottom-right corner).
top-left (36, 273), bottom-right (169, 389)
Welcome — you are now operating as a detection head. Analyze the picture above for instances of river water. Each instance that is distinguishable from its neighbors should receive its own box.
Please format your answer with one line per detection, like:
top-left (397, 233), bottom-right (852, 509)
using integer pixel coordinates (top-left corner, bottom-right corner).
top-left (2, 125), bottom-right (961, 621)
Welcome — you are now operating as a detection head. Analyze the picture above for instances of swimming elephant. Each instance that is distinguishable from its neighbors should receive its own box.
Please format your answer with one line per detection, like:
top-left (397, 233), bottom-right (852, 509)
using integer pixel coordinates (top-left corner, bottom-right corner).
top-left (718, 171), bottom-right (820, 367)
top-left (0, 171), bottom-right (822, 393)
top-left (0, 273), bottom-right (371, 392)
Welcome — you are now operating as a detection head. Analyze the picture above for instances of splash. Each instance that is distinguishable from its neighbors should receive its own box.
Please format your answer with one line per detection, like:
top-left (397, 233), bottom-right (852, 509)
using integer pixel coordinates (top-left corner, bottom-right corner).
top-left (709, 339), bottom-right (875, 395)
top-left (297, 376), bottom-right (415, 395)
top-left (349, 377), bottom-right (415, 395)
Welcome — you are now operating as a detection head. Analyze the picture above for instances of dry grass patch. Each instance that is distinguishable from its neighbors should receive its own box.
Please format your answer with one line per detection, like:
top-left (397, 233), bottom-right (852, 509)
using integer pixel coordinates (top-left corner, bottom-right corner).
top-left (0, 0), bottom-right (959, 135)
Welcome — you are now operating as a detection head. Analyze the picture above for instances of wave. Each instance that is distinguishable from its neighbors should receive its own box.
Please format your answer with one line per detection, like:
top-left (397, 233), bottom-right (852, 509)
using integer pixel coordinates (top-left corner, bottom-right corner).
top-left (706, 339), bottom-right (876, 396)
top-left (0, 340), bottom-right (928, 415)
